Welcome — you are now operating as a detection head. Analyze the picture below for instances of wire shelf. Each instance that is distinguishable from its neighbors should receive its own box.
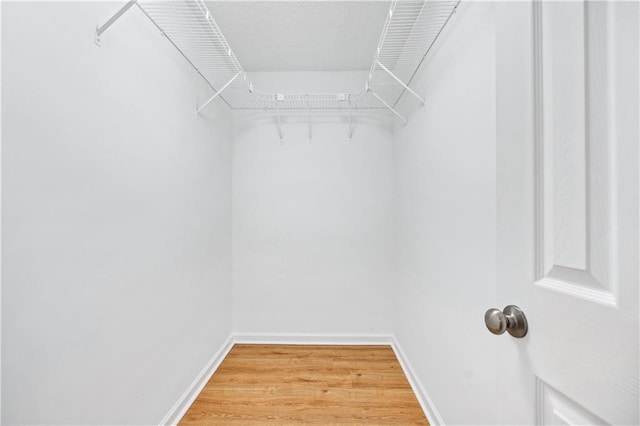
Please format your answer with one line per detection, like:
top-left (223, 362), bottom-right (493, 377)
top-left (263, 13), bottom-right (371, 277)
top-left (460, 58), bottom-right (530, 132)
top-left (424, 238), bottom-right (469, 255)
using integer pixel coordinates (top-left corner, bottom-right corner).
top-left (368, 0), bottom-right (459, 108)
top-left (100, 0), bottom-right (460, 119)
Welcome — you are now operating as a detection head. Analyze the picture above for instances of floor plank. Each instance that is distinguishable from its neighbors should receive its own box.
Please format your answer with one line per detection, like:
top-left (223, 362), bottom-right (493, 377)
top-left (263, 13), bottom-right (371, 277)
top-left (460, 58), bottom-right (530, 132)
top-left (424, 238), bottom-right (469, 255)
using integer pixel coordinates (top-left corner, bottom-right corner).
top-left (179, 344), bottom-right (428, 425)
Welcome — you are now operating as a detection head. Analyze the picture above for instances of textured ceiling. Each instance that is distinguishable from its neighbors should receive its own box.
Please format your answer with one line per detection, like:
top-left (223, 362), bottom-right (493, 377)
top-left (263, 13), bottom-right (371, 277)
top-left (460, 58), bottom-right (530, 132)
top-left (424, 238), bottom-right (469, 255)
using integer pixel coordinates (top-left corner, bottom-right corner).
top-left (205, 1), bottom-right (391, 72)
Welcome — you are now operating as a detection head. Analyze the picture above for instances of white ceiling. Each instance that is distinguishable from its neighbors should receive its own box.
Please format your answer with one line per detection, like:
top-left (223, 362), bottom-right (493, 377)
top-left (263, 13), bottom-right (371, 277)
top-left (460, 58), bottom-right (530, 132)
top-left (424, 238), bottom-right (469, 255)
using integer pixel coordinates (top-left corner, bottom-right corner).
top-left (205, 1), bottom-right (391, 72)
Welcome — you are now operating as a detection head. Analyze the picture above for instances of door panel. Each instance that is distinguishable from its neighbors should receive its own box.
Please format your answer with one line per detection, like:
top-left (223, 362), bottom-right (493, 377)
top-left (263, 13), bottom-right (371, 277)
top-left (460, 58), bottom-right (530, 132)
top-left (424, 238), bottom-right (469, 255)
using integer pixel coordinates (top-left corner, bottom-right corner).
top-left (538, 382), bottom-right (607, 426)
top-left (496, 1), bottom-right (639, 424)
top-left (536, 0), bottom-right (615, 305)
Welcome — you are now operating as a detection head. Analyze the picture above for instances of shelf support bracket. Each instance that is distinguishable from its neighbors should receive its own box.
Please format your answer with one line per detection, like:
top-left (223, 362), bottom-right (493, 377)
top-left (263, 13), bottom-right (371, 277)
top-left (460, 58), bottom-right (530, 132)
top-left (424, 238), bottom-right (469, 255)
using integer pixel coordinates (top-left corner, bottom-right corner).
top-left (276, 102), bottom-right (283, 143)
top-left (376, 60), bottom-right (425, 105)
top-left (196, 73), bottom-right (240, 114)
top-left (370, 90), bottom-right (408, 125)
top-left (95, 0), bottom-right (138, 46)
top-left (347, 97), bottom-right (352, 139)
top-left (307, 96), bottom-right (312, 141)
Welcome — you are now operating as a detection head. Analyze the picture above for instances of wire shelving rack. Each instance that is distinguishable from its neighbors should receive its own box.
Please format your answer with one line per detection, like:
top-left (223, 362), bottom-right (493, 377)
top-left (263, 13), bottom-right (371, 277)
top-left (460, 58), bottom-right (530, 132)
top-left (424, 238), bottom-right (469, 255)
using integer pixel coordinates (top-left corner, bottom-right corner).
top-left (96, 0), bottom-right (460, 124)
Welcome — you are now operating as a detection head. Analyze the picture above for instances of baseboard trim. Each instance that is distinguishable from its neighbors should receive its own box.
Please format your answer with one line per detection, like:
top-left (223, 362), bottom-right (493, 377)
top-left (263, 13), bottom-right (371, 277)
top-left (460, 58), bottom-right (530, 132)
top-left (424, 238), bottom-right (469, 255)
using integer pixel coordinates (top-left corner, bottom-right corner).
top-left (232, 332), bottom-right (394, 346)
top-left (158, 335), bottom-right (234, 426)
top-left (391, 336), bottom-right (445, 426)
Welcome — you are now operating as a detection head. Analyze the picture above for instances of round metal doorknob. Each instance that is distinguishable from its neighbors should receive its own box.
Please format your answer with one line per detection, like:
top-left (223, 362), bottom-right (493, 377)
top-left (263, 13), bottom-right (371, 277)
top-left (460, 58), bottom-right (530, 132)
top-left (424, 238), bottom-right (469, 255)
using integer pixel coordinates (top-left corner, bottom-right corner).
top-left (484, 305), bottom-right (528, 338)
top-left (484, 309), bottom-right (508, 335)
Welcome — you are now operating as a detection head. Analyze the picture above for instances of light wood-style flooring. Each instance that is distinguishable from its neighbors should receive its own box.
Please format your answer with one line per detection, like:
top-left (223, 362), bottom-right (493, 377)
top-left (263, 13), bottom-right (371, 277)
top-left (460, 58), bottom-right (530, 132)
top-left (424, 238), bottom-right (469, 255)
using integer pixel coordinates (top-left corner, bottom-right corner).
top-left (180, 344), bottom-right (428, 425)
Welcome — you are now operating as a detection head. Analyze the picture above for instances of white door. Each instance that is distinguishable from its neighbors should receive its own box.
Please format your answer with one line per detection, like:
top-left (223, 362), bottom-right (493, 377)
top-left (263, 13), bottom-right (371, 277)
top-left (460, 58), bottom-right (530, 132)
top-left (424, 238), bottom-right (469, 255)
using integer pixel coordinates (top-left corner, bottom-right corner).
top-left (495, 1), bottom-right (639, 425)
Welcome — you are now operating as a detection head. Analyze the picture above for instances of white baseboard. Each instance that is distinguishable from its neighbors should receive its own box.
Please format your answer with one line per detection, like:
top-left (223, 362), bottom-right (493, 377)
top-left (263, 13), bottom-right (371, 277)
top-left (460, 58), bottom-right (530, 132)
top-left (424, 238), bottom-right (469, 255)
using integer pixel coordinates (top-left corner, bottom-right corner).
top-left (391, 336), bottom-right (445, 426)
top-left (158, 335), bottom-right (234, 426)
top-left (232, 332), bottom-right (394, 346)
top-left (159, 333), bottom-right (444, 426)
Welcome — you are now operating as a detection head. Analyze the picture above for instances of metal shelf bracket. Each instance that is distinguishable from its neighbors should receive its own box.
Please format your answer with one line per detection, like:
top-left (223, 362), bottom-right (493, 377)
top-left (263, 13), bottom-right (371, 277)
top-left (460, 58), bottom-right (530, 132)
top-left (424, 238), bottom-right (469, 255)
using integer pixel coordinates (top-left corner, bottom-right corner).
top-left (370, 90), bottom-right (408, 125)
top-left (95, 0), bottom-right (137, 47)
top-left (196, 72), bottom-right (240, 114)
top-left (347, 96), bottom-right (353, 139)
top-left (306, 95), bottom-right (312, 141)
top-left (376, 60), bottom-right (425, 105)
top-left (275, 101), bottom-right (283, 143)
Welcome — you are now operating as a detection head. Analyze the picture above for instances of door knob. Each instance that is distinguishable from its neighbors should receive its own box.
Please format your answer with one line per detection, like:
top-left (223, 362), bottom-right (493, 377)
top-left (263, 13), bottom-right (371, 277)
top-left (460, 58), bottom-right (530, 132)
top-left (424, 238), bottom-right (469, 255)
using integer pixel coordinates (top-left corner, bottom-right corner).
top-left (484, 305), bottom-right (528, 338)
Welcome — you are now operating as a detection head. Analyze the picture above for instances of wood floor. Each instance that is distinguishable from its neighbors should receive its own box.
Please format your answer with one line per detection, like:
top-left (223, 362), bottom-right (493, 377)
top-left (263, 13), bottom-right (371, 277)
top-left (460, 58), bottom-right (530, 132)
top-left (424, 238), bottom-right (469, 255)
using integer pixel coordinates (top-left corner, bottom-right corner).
top-left (180, 344), bottom-right (428, 425)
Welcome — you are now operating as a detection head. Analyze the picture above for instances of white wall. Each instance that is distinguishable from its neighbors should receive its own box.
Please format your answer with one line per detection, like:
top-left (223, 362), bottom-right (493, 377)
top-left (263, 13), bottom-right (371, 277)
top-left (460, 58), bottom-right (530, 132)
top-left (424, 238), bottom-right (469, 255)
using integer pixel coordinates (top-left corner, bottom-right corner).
top-left (232, 72), bottom-right (395, 335)
top-left (2, 3), bottom-right (232, 424)
top-left (2, 1), bottom-right (500, 424)
top-left (393, 2), bottom-right (498, 424)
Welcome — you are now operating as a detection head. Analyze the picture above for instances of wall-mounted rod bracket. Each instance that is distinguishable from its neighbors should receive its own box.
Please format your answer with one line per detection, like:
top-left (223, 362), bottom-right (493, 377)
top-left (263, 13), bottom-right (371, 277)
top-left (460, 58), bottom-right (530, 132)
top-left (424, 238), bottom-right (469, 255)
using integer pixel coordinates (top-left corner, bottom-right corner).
top-left (196, 72), bottom-right (240, 114)
top-left (95, 0), bottom-right (137, 47)
top-left (275, 102), bottom-right (283, 143)
top-left (376, 60), bottom-right (425, 105)
top-left (347, 97), bottom-right (353, 139)
top-left (370, 90), bottom-right (408, 125)
top-left (307, 95), bottom-right (312, 141)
